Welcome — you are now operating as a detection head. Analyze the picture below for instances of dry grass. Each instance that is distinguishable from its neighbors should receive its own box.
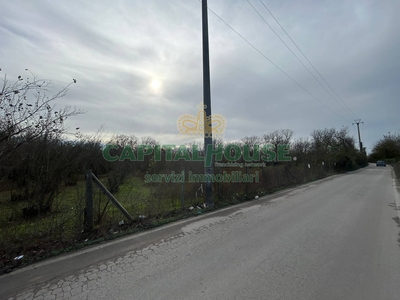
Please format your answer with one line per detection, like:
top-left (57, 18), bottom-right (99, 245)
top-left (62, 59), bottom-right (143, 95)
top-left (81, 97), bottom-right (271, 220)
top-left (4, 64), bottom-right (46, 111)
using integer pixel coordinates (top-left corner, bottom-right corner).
top-left (393, 162), bottom-right (400, 181)
top-left (0, 163), bottom-right (332, 272)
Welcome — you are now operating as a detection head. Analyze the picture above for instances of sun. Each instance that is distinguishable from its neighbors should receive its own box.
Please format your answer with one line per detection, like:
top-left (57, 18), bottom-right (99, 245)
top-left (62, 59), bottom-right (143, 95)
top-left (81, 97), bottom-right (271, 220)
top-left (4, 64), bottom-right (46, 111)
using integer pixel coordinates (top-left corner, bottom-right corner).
top-left (150, 79), bottom-right (162, 93)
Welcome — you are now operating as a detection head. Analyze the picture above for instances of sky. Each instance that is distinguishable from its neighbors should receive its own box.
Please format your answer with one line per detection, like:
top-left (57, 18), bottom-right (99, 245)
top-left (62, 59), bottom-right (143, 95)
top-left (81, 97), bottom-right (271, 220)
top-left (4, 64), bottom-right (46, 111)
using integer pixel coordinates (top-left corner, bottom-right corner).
top-left (1, 0), bottom-right (399, 153)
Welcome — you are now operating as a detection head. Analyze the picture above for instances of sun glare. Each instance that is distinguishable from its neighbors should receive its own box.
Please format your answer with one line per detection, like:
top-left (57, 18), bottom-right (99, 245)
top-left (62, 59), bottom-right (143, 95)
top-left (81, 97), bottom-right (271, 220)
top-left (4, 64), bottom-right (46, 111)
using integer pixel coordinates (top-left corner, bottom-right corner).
top-left (150, 79), bottom-right (162, 94)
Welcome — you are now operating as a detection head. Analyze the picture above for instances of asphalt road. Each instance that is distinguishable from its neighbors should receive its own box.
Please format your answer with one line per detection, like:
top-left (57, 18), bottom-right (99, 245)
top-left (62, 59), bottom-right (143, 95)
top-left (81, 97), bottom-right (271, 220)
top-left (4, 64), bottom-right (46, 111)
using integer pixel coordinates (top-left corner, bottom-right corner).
top-left (1, 164), bottom-right (400, 300)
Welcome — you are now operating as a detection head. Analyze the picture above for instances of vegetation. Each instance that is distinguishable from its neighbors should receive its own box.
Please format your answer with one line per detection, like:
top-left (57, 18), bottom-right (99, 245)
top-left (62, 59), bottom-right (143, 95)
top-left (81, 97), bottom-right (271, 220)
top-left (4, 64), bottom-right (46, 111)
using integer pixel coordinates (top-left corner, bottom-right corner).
top-left (368, 133), bottom-right (400, 163)
top-left (0, 69), bottom-right (369, 273)
top-left (393, 162), bottom-right (400, 181)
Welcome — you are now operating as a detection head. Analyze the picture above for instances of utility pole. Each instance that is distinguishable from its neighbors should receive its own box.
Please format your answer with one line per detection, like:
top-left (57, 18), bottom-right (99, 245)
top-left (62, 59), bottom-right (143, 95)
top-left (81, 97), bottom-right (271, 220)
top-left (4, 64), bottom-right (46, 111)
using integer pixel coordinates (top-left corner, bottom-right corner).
top-left (352, 119), bottom-right (364, 152)
top-left (202, 0), bottom-right (214, 207)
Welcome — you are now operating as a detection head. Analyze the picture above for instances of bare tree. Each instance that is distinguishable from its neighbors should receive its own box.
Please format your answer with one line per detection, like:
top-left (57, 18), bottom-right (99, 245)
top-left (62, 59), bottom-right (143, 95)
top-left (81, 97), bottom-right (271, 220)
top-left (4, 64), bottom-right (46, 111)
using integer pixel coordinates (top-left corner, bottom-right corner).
top-left (141, 136), bottom-right (158, 147)
top-left (109, 134), bottom-right (139, 149)
top-left (369, 132), bottom-right (400, 161)
top-left (263, 129), bottom-right (294, 146)
top-left (240, 135), bottom-right (262, 161)
top-left (263, 129), bottom-right (294, 161)
top-left (0, 69), bottom-right (84, 180)
top-left (212, 137), bottom-right (225, 148)
top-left (334, 126), bottom-right (355, 151)
top-left (0, 69), bottom-right (83, 142)
top-left (310, 128), bottom-right (336, 154)
top-left (291, 137), bottom-right (312, 161)
top-left (241, 135), bottom-right (262, 147)
top-left (309, 127), bottom-right (365, 170)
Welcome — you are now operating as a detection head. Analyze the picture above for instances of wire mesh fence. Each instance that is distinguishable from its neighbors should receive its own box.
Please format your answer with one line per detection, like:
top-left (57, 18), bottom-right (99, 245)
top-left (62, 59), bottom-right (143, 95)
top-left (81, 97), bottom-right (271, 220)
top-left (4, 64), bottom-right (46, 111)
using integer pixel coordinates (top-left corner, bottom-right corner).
top-left (0, 161), bottom-right (335, 271)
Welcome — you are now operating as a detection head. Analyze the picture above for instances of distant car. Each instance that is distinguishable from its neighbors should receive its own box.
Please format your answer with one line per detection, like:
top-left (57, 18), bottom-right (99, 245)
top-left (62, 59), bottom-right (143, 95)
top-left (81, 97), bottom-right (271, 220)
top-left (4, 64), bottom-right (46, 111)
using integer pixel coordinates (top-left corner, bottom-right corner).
top-left (376, 160), bottom-right (386, 167)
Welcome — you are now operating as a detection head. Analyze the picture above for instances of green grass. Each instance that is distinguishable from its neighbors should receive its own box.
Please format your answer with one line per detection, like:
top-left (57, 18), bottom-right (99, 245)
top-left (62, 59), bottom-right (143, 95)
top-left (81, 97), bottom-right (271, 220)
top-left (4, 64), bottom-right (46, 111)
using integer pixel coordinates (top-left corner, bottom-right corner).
top-left (0, 165), bottom-right (341, 272)
top-left (0, 174), bottom-right (206, 271)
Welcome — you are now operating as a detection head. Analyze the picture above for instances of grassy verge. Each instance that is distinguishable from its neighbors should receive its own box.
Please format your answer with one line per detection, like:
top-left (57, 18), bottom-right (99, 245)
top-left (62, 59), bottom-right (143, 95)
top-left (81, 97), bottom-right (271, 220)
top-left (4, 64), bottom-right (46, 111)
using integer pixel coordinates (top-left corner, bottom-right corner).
top-left (0, 163), bottom-right (348, 274)
top-left (393, 161), bottom-right (400, 181)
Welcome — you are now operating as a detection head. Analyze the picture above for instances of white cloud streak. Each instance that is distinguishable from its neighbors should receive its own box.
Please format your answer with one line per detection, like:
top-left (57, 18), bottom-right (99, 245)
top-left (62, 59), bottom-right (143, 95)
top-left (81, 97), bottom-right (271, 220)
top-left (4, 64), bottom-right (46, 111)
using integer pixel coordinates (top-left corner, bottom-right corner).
top-left (1, 0), bottom-right (399, 151)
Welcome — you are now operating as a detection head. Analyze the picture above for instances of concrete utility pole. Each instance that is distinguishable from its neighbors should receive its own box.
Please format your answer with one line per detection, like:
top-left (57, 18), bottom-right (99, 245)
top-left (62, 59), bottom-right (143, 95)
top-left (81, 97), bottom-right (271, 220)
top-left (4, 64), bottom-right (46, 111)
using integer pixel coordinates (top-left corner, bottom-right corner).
top-left (202, 0), bottom-right (214, 207)
top-left (352, 119), bottom-right (364, 152)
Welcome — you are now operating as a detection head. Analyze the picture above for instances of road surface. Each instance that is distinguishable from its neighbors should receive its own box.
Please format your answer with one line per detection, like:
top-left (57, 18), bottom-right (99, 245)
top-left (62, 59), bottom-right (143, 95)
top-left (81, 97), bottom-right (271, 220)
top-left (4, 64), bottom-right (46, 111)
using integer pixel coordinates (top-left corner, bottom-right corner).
top-left (1, 164), bottom-right (400, 299)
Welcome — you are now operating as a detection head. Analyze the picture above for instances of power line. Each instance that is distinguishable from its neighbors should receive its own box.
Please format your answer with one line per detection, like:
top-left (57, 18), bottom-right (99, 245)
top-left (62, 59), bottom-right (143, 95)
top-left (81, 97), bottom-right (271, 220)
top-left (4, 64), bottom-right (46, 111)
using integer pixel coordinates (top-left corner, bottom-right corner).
top-left (200, 1), bottom-right (347, 121)
top-left (258, 0), bottom-right (359, 119)
top-left (247, 0), bottom-right (354, 119)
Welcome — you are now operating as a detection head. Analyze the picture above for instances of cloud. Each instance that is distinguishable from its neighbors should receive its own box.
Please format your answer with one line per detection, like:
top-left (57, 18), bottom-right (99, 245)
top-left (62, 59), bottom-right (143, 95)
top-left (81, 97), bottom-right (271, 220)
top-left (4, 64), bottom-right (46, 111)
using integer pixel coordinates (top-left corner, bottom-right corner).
top-left (1, 0), bottom-right (399, 151)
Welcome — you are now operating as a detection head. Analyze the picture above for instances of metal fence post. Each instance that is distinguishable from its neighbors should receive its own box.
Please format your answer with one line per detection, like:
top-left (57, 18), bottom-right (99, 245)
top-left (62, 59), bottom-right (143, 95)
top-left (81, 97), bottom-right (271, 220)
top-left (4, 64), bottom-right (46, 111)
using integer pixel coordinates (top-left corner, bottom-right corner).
top-left (91, 173), bottom-right (134, 222)
top-left (85, 169), bottom-right (94, 231)
top-left (181, 167), bottom-right (186, 210)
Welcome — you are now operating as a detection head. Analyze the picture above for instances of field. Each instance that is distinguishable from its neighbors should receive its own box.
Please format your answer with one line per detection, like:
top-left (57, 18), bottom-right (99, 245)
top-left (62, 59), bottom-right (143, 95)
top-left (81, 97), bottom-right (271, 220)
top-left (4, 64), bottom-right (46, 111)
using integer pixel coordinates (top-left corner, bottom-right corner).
top-left (0, 163), bottom-right (335, 272)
